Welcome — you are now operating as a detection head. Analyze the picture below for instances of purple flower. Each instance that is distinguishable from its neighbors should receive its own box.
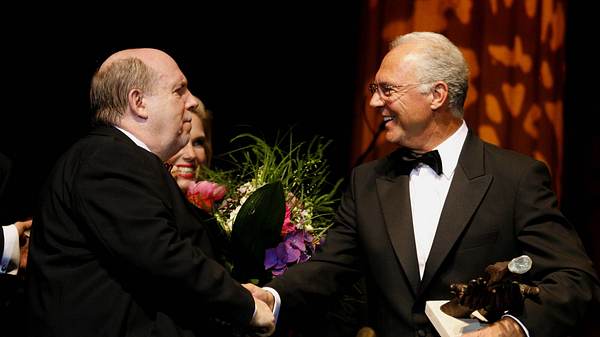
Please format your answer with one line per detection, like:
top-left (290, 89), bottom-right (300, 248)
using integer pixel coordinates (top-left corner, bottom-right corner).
top-left (264, 244), bottom-right (289, 276)
top-left (264, 230), bottom-right (316, 277)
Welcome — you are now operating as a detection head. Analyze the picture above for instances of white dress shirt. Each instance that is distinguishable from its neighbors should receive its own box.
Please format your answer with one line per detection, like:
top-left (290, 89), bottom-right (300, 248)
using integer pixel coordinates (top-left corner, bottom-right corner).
top-left (409, 121), bottom-right (529, 336)
top-left (1, 224), bottom-right (20, 275)
top-left (410, 121), bottom-right (468, 279)
top-left (115, 126), bottom-right (151, 152)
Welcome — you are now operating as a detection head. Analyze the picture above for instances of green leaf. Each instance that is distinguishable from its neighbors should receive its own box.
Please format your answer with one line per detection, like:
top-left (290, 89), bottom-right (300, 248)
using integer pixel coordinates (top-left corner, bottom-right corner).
top-left (230, 181), bottom-right (285, 284)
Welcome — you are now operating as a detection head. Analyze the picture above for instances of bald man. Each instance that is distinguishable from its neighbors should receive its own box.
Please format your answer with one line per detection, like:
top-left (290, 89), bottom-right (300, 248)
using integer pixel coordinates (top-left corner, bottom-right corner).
top-left (26, 49), bottom-right (274, 337)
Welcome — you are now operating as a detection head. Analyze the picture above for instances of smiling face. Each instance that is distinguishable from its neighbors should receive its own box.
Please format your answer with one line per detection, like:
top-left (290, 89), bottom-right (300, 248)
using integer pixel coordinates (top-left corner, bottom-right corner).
top-left (167, 113), bottom-right (208, 192)
top-left (370, 46), bottom-right (436, 150)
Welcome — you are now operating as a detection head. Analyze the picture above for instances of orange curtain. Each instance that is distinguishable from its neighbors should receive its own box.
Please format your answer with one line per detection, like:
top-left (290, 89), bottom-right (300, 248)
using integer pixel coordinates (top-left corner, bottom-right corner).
top-left (351, 0), bottom-right (565, 195)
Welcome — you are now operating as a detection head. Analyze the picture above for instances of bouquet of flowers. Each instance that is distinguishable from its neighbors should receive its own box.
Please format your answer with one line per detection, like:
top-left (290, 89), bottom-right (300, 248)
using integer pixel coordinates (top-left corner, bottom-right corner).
top-left (186, 133), bottom-right (342, 285)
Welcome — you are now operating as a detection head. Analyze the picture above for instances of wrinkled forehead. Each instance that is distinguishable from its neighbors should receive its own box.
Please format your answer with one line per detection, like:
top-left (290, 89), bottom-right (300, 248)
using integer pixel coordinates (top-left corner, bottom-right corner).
top-left (377, 47), bottom-right (420, 82)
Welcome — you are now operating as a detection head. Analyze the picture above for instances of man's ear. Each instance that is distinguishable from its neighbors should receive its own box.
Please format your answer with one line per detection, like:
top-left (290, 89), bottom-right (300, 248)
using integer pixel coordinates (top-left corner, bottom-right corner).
top-left (430, 81), bottom-right (448, 111)
top-left (128, 88), bottom-right (148, 119)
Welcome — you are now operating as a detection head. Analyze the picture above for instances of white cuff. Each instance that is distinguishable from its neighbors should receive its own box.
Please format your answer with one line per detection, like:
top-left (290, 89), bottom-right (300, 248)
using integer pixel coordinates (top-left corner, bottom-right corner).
top-left (502, 314), bottom-right (530, 337)
top-left (262, 286), bottom-right (281, 323)
top-left (1, 224), bottom-right (20, 275)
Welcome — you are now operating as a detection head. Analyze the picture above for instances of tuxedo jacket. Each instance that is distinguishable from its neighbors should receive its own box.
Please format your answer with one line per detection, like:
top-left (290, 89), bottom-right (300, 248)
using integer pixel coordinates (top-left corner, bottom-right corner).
top-left (269, 131), bottom-right (599, 337)
top-left (1, 152), bottom-right (12, 256)
top-left (27, 126), bottom-right (253, 337)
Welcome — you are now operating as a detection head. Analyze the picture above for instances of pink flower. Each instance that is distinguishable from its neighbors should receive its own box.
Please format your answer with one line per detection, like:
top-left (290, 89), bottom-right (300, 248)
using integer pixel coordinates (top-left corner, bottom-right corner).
top-left (186, 181), bottom-right (227, 212)
top-left (280, 204), bottom-right (295, 237)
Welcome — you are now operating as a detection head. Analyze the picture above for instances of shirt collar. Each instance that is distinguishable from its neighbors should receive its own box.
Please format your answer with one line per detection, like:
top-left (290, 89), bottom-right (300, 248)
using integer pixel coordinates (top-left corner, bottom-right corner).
top-left (114, 126), bottom-right (151, 152)
top-left (433, 120), bottom-right (468, 179)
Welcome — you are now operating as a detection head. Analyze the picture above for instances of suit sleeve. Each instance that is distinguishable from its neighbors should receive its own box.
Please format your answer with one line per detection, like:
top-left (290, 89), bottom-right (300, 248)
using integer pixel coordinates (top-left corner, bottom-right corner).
top-left (268, 168), bottom-right (363, 310)
top-left (73, 144), bottom-right (254, 325)
top-left (514, 160), bottom-right (600, 336)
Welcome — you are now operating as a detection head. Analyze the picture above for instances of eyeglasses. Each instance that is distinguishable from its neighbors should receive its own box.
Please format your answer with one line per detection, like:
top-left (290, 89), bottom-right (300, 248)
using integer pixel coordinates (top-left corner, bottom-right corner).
top-left (368, 82), bottom-right (423, 99)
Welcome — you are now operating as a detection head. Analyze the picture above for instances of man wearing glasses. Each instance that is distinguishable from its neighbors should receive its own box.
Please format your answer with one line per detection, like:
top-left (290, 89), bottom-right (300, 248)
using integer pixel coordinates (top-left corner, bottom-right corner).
top-left (246, 32), bottom-right (599, 337)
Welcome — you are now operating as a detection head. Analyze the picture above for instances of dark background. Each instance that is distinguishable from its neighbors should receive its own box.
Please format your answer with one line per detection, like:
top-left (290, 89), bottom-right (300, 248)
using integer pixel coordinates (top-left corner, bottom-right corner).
top-left (0, 3), bottom-right (361, 220)
top-left (1, 2), bottom-right (598, 273)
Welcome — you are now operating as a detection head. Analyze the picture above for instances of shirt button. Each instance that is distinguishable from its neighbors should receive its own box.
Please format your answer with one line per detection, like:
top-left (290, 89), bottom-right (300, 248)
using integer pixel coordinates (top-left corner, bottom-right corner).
top-left (417, 329), bottom-right (427, 337)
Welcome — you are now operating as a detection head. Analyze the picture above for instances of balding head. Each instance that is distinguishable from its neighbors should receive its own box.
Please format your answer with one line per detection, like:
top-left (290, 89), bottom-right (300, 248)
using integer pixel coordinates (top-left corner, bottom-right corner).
top-left (90, 48), bottom-right (198, 160)
top-left (99, 48), bottom-right (175, 73)
top-left (91, 48), bottom-right (177, 125)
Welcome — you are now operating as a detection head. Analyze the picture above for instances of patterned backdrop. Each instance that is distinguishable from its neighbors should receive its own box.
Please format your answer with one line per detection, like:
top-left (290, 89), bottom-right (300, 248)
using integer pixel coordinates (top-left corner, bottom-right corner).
top-left (351, 0), bottom-right (565, 195)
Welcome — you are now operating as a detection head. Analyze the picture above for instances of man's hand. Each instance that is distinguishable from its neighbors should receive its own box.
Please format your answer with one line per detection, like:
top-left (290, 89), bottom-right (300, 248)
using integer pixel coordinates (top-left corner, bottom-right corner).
top-left (451, 277), bottom-right (528, 321)
top-left (14, 219), bottom-right (32, 238)
top-left (15, 219), bottom-right (32, 274)
top-left (19, 234), bottom-right (30, 272)
top-left (243, 283), bottom-right (275, 311)
top-left (249, 298), bottom-right (275, 336)
top-left (461, 317), bottom-right (525, 337)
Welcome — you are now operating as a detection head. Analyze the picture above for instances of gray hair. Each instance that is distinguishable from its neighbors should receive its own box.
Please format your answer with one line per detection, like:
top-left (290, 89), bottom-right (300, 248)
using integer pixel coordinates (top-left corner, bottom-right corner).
top-left (390, 32), bottom-right (469, 117)
top-left (90, 57), bottom-right (158, 125)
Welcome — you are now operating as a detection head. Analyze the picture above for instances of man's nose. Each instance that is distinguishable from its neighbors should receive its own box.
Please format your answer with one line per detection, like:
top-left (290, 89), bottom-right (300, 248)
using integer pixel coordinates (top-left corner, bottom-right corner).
top-left (369, 91), bottom-right (385, 107)
top-left (186, 92), bottom-right (200, 110)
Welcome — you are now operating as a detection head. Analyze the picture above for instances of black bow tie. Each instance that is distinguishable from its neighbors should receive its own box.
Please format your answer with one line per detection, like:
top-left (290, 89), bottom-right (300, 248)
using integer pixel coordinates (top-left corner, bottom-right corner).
top-left (396, 148), bottom-right (443, 175)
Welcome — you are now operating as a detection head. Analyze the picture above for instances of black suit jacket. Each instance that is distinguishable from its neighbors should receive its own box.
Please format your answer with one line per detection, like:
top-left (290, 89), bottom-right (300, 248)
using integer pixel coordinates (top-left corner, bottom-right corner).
top-left (1, 152), bottom-right (26, 337)
top-left (27, 126), bottom-right (254, 337)
top-left (269, 131), bottom-right (599, 337)
top-left (1, 151), bottom-right (12, 255)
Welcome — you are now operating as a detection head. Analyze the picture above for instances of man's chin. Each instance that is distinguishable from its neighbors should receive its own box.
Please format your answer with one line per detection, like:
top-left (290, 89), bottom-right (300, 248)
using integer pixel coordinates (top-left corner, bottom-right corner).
top-left (384, 130), bottom-right (400, 144)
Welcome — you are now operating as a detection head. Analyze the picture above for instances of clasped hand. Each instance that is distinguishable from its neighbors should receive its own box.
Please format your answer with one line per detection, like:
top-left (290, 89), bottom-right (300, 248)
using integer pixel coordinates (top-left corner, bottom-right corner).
top-left (15, 219), bottom-right (33, 272)
top-left (245, 283), bottom-right (276, 336)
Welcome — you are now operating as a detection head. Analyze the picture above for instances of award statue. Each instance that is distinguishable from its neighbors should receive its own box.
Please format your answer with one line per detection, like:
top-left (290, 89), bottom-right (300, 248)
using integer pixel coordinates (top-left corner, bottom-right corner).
top-left (441, 255), bottom-right (540, 321)
top-left (425, 255), bottom-right (540, 337)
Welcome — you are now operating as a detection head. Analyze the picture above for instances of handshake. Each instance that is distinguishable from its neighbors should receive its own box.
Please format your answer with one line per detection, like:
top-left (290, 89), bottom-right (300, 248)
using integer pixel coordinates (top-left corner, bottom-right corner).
top-left (243, 283), bottom-right (277, 337)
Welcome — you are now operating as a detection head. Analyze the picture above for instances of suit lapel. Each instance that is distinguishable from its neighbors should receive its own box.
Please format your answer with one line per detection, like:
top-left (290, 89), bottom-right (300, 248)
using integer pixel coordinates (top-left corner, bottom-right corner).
top-left (376, 168), bottom-right (420, 297)
top-left (419, 132), bottom-right (492, 294)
